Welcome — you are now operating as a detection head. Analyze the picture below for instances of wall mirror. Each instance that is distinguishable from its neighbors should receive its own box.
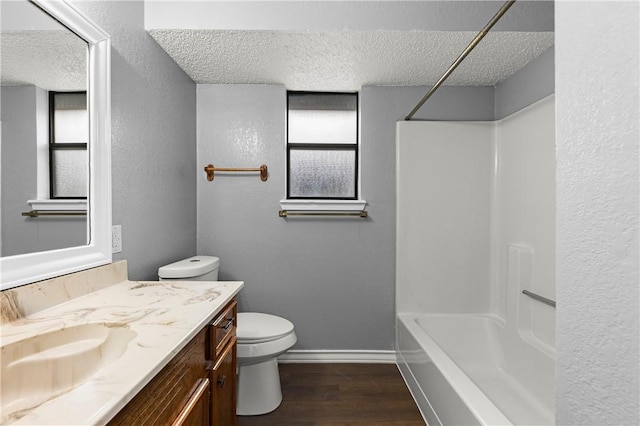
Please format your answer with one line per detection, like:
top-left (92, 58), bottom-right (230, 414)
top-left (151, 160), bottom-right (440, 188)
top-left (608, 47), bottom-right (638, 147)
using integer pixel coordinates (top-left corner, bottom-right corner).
top-left (0, 0), bottom-right (111, 290)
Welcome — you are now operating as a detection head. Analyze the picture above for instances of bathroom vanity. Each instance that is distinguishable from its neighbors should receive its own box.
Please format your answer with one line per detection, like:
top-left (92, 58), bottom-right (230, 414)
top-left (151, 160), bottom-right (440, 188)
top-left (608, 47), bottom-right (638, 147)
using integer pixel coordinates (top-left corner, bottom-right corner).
top-left (108, 299), bottom-right (237, 426)
top-left (0, 262), bottom-right (242, 425)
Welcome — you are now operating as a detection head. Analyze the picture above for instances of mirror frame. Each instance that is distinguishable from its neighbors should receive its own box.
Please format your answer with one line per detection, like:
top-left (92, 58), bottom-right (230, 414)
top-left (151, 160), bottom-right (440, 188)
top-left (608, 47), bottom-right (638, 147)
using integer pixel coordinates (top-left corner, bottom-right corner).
top-left (0, 0), bottom-right (111, 290)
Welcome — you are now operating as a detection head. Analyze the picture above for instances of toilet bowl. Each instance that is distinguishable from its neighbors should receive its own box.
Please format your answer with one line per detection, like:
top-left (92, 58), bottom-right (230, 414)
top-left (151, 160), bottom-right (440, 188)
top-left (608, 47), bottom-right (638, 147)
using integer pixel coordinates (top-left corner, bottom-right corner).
top-left (236, 312), bottom-right (297, 416)
top-left (157, 256), bottom-right (297, 416)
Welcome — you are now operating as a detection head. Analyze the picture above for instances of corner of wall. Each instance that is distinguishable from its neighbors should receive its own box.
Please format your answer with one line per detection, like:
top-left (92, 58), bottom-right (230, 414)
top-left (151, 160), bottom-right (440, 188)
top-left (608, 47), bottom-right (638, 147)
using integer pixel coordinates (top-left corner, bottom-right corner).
top-left (494, 45), bottom-right (555, 120)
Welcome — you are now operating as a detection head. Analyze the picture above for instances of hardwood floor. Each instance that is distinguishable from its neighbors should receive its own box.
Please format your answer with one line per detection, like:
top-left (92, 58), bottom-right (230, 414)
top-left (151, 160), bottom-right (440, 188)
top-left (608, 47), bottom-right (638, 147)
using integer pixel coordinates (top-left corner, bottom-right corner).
top-left (237, 363), bottom-right (426, 426)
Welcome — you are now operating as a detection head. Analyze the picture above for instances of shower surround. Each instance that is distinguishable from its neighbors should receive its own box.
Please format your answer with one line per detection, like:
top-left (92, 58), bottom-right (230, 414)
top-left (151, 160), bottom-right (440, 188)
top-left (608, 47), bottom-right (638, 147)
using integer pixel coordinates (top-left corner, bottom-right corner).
top-left (395, 95), bottom-right (555, 425)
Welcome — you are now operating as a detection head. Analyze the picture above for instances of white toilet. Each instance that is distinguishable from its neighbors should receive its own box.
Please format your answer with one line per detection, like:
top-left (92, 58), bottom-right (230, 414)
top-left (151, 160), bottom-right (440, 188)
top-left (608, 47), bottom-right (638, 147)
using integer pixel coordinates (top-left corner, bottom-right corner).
top-left (236, 312), bottom-right (296, 415)
top-left (157, 256), bottom-right (297, 416)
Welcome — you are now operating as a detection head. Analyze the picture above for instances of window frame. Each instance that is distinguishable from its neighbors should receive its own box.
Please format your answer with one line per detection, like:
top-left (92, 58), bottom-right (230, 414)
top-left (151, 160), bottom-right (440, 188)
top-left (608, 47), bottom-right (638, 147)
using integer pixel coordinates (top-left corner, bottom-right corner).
top-left (286, 90), bottom-right (359, 201)
top-left (48, 90), bottom-right (88, 200)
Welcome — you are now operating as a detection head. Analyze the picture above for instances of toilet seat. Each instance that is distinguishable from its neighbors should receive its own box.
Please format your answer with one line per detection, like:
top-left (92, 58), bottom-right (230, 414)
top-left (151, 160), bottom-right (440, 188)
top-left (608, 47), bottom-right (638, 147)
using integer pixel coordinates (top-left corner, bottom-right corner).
top-left (237, 312), bottom-right (295, 344)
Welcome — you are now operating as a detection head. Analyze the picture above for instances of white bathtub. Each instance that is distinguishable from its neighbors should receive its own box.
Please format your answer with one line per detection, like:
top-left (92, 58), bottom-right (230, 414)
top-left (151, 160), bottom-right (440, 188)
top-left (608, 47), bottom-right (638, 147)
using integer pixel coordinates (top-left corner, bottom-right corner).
top-left (396, 313), bottom-right (554, 426)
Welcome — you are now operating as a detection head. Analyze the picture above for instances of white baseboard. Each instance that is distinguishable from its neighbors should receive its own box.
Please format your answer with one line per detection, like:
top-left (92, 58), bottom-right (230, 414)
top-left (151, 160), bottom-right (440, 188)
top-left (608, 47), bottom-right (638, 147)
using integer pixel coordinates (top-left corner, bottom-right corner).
top-left (278, 350), bottom-right (397, 364)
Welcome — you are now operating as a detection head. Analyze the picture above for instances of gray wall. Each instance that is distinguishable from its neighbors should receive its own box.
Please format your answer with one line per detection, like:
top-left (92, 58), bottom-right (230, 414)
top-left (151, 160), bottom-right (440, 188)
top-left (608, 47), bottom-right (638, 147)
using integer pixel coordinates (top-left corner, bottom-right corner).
top-left (1, 85), bottom-right (86, 256)
top-left (5, 0), bottom-right (551, 351)
top-left (196, 84), bottom-right (495, 350)
top-left (556, 1), bottom-right (639, 424)
top-left (194, 51), bottom-right (552, 351)
top-left (71, 0), bottom-right (197, 280)
top-left (495, 46), bottom-right (555, 119)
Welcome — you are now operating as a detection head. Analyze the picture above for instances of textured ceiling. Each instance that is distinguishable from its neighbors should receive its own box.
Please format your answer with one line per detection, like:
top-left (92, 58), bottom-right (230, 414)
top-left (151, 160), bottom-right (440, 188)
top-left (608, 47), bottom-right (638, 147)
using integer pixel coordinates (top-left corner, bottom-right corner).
top-left (149, 29), bottom-right (554, 91)
top-left (1, 0), bottom-right (87, 92)
top-left (1, 31), bottom-right (87, 91)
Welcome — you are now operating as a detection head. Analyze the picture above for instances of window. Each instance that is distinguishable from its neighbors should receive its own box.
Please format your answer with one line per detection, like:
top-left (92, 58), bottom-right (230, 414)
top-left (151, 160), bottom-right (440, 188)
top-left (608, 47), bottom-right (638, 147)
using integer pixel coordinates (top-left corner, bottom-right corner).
top-left (49, 91), bottom-right (88, 199)
top-left (287, 92), bottom-right (358, 200)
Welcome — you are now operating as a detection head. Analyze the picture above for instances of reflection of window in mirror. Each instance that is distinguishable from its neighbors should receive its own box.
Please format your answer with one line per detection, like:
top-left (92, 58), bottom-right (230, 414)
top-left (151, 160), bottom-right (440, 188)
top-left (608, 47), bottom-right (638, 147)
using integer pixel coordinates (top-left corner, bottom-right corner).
top-left (49, 91), bottom-right (88, 199)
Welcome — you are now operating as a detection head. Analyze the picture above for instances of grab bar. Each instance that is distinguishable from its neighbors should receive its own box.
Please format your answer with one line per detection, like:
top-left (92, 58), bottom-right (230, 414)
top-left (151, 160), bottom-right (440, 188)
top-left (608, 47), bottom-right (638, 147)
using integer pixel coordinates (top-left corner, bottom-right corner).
top-left (522, 290), bottom-right (556, 308)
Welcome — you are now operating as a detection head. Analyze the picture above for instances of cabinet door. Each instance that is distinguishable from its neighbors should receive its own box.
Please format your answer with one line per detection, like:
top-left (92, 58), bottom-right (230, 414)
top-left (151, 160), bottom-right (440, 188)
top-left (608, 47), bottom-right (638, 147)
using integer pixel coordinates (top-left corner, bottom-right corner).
top-left (210, 338), bottom-right (237, 426)
top-left (172, 378), bottom-right (210, 426)
top-left (108, 329), bottom-right (208, 426)
top-left (210, 300), bottom-right (237, 360)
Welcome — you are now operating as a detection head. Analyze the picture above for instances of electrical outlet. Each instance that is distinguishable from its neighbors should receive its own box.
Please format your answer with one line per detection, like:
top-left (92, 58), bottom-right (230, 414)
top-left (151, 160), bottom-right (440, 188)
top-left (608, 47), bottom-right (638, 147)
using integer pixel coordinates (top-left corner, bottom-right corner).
top-left (112, 225), bottom-right (122, 253)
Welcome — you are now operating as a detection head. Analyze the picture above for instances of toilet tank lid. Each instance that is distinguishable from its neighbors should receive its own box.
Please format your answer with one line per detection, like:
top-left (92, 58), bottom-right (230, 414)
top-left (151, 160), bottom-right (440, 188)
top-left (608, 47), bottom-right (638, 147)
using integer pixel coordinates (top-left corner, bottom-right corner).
top-left (158, 256), bottom-right (220, 279)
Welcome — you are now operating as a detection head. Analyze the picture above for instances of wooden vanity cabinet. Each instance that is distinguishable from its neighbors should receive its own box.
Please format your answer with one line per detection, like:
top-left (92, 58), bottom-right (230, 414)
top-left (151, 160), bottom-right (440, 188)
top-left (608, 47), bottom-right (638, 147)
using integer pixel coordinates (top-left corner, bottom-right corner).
top-left (208, 300), bottom-right (237, 426)
top-left (172, 378), bottom-right (210, 426)
top-left (108, 299), bottom-right (237, 426)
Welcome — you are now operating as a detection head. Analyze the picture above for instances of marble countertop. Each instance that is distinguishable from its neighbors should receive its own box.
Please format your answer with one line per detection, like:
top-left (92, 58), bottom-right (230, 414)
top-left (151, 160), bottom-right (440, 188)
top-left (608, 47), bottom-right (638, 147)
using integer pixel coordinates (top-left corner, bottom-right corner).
top-left (1, 279), bottom-right (243, 425)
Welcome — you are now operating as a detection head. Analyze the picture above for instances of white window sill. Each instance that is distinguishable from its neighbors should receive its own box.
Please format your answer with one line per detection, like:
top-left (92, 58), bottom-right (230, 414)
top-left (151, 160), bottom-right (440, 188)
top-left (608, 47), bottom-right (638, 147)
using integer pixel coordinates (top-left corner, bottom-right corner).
top-left (27, 199), bottom-right (87, 211)
top-left (279, 199), bottom-right (367, 211)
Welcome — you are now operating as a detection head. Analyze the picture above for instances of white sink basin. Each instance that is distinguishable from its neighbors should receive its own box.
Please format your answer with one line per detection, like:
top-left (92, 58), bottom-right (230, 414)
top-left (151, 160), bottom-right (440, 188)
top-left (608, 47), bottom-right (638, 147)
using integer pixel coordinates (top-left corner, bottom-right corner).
top-left (1, 323), bottom-right (136, 423)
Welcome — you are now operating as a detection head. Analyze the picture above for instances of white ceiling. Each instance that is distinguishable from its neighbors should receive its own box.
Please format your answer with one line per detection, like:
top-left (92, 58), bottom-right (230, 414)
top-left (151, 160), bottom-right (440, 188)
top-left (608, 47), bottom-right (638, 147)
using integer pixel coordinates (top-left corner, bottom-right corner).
top-left (149, 29), bottom-right (553, 91)
top-left (146, 1), bottom-right (554, 91)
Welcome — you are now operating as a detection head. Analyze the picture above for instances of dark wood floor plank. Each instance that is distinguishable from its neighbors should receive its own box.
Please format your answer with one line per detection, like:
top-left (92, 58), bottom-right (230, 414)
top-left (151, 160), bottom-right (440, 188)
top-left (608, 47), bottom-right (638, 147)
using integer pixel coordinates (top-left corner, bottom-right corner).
top-left (237, 363), bottom-right (426, 426)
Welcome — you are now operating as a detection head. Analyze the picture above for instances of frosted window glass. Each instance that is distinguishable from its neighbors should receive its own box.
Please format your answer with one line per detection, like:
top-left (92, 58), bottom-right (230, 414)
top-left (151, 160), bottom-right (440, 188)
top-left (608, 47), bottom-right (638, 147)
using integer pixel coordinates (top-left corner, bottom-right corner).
top-left (287, 92), bottom-right (358, 199)
top-left (54, 110), bottom-right (88, 143)
top-left (53, 149), bottom-right (87, 198)
top-left (289, 149), bottom-right (356, 198)
top-left (288, 109), bottom-right (357, 144)
top-left (54, 92), bottom-right (86, 110)
top-left (54, 92), bottom-right (88, 143)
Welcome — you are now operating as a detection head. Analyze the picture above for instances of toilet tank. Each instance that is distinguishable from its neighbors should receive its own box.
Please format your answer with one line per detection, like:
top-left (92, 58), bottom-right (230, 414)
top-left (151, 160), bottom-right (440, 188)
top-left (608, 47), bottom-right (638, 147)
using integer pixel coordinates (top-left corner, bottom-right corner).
top-left (158, 256), bottom-right (220, 281)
